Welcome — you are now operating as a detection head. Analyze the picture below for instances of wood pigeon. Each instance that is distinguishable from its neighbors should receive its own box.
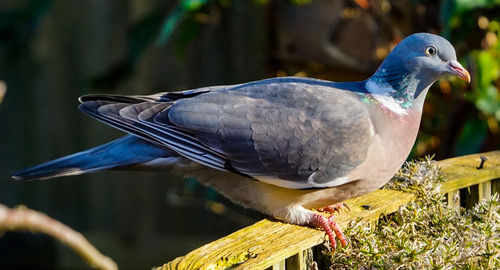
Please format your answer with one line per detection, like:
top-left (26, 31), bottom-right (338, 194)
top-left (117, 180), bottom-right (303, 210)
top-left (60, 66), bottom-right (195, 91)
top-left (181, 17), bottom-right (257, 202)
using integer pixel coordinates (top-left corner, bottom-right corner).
top-left (12, 33), bottom-right (470, 251)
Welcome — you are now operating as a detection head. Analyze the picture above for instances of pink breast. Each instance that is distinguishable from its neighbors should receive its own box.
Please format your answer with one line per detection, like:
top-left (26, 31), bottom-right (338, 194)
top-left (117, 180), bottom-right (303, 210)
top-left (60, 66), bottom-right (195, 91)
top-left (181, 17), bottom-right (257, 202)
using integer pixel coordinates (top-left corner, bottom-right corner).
top-left (347, 108), bottom-right (423, 193)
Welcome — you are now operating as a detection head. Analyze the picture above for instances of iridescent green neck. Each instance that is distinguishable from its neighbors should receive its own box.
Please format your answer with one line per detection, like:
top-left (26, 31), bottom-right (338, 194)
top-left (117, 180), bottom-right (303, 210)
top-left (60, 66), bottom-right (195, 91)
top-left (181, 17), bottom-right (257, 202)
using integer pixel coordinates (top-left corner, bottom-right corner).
top-left (367, 71), bottom-right (418, 109)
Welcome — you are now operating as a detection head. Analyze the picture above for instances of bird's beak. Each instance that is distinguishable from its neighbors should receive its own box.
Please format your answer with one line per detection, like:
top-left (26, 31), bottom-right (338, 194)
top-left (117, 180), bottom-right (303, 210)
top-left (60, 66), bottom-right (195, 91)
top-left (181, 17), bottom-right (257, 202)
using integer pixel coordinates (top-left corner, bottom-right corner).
top-left (448, 60), bottom-right (471, 83)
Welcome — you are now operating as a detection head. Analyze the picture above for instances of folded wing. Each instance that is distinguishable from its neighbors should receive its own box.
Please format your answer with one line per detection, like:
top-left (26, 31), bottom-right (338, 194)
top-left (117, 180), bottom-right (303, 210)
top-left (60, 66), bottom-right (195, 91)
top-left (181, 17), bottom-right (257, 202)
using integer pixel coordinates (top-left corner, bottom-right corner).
top-left (79, 78), bottom-right (375, 189)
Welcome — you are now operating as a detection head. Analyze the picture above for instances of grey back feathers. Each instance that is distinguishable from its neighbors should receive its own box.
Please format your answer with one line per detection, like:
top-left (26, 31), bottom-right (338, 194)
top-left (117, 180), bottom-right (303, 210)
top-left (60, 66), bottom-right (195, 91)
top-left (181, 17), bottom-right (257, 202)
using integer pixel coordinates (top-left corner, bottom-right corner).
top-left (78, 79), bottom-right (375, 189)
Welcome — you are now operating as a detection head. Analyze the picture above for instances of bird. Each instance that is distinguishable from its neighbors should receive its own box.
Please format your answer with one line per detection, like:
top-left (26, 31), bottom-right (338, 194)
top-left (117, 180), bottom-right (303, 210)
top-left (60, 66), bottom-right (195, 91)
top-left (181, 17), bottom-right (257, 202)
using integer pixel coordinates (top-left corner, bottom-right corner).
top-left (12, 33), bottom-right (470, 251)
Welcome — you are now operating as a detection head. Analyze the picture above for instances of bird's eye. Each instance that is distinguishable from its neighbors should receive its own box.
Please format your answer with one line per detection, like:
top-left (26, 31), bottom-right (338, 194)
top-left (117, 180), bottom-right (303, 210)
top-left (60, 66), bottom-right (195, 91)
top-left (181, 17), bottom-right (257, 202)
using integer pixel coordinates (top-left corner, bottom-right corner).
top-left (425, 46), bottom-right (437, 56)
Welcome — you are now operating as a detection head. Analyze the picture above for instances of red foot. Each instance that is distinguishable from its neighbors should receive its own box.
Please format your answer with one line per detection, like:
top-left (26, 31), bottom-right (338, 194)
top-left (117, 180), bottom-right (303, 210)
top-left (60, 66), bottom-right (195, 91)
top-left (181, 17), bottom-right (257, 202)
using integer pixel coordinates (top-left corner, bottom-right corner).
top-left (317, 202), bottom-right (350, 214)
top-left (310, 213), bottom-right (347, 252)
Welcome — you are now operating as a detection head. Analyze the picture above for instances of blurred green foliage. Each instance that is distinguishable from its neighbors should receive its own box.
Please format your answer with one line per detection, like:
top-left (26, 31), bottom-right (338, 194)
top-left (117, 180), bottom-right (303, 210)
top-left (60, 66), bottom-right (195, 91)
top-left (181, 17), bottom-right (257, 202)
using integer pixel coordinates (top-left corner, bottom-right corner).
top-left (153, 0), bottom-right (500, 158)
top-left (287, 0), bottom-right (313, 5)
top-left (441, 0), bottom-right (500, 38)
top-left (438, 0), bottom-right (500, 156)
top-left (156, 0), bottom-right (208, 46)
top-left (155, 0), bottom-right (309, 46)
top-left (2, 0), bottom-right (500, 157)
top-left (469, 25), bottom-right (500, 120)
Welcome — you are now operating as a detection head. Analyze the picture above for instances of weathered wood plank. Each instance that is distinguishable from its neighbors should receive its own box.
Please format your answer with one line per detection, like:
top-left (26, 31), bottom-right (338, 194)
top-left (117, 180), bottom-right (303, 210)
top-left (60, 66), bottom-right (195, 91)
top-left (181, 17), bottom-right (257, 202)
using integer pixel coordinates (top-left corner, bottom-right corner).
top-left (285, 249), bottom-right (313, 270)
top-left (158, 189), bottom-right (414, 270)
top-left (492, 178), bottom-right (500, 196)
top-left (438, 151), bottom-right (500, 193)
top-left (460, 184), bottom-right (479, 209)
top-left (479, 181), bottom-right (492, 201)
top-left (158, 151), bottom-right (500, 270)
top-left (271, 260), bottom-right (285, 270)
top-left (447, 190), bottom-right (460, 211)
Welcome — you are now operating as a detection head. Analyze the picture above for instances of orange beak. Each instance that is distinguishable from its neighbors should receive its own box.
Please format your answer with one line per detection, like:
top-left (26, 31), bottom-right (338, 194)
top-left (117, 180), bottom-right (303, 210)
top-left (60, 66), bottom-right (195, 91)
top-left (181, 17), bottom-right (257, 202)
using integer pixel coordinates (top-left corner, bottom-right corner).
top-left (448, 60), bottom-right (471, 83)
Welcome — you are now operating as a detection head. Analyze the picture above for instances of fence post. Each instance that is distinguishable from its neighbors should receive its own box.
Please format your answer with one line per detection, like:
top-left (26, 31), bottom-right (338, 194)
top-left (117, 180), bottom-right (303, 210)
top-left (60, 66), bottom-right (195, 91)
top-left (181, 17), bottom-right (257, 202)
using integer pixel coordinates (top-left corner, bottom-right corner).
top-left (478, 181), bottom-right (492, 201)
top-left (269, 260), bottom-right (286, 270)
top-left (447, 190), bottom-right (460, 211)
top-left (491, 179), bottom-right (500, 196)
top-left (285, 248), bottom-right (314, 270)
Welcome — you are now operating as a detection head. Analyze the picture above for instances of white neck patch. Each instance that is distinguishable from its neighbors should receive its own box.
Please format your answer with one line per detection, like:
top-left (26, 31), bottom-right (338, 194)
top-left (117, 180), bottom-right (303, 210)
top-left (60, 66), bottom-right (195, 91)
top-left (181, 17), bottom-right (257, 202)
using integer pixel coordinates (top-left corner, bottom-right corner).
top-left (365, 79), bottom-right (407, 115)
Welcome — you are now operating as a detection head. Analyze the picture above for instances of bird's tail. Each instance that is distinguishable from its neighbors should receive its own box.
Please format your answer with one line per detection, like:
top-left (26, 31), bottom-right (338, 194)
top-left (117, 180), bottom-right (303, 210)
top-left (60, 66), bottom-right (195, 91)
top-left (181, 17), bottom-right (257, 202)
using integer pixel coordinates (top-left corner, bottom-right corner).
top-left (12, 135), bottom-right (176, 180)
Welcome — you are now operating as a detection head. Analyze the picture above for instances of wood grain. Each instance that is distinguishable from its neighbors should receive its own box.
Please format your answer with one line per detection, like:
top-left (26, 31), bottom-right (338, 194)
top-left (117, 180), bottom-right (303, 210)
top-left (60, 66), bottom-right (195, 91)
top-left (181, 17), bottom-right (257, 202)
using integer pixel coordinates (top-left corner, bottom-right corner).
top-left (438, 151), bottom-right (500, 193)
top-left (158, 190), bottom-right (414, 270)
top-left (157, 151), bottom-right (500, 270)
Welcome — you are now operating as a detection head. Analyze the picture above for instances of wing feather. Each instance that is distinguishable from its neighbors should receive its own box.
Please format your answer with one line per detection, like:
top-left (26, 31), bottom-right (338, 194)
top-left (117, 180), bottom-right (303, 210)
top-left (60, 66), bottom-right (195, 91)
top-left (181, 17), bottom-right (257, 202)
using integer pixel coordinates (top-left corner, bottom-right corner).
top-left (79, 77), bottom-right (375, 189)
top-left (80, 101), bottom-right (228, 171)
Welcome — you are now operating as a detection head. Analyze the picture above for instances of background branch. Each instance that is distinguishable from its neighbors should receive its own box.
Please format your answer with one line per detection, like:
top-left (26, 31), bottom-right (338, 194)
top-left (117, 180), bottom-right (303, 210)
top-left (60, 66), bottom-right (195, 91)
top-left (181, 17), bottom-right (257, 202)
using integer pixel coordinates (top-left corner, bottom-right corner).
top-left (0, 204), bottom-right (117, 270)
top-left (0, 81), bottom-right (5, 105)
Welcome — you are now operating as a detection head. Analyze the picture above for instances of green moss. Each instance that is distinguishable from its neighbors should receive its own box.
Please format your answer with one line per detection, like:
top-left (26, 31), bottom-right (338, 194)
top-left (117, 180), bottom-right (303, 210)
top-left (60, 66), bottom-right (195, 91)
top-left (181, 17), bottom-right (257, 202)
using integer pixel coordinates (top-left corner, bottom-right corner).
top-left (328, 158), bottom-right (500, 269)
top-left (209, 252), bottom-right (250, 270)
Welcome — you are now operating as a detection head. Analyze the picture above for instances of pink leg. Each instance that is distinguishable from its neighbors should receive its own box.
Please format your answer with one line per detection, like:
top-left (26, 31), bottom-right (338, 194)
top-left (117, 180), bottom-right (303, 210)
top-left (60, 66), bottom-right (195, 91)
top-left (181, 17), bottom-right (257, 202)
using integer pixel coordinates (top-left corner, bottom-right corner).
top-left (316, 202), bottom-right (350, 214)
top-left (311, 213), bottom-right (338, 251)
top-left (311, 203), bottom-right (349, 251)
top-left (310, 213), bottom-right (348, 252)
top-left (327, 215), bottom-right (347, 247)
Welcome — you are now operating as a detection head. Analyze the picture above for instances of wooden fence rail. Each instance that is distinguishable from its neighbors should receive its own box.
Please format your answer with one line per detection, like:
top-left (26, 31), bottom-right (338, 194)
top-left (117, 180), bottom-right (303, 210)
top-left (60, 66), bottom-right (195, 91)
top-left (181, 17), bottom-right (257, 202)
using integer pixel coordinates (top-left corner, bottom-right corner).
top-left (157, 151), bottom-right (500, 270)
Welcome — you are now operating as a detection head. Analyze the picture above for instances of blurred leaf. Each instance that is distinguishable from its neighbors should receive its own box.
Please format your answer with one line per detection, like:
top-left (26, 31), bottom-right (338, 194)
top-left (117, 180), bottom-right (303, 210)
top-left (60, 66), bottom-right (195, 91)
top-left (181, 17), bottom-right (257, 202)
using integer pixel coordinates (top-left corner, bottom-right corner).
top-left (475, 92), bottom-right (497, 115)
top-left (253, 0), bottom-right (270, 5)
top-left (288, 0), bottom-right (313, 5)
top-left (477, 50), bottom-right (500, 90)
top-left (219, 0), bottom-right (231, 7)
top-left (491, 20), bottom-right (500, 32)
top-left (175, 15), bottom-right (200, 56)
top-left (468, 32), bottom-right (500, 120)
top-left (156, 6), bottom-right (185, 46)
top-left (455, 116), bottom-right (488, 155)
top-left (129, 9), bottom-right (166, 60)
top-left (494, 110), bottom-right (500, 121)
top-left (156, 0), bottom-right (307, 46)
top-left (441, 0), bottom-right (500, 38)
top-left (157, 0), bottom-right (209, 46)
top-left (448, 8), bottom-right (500, 131)
top-left (181, 0), bottom-right (209, 11)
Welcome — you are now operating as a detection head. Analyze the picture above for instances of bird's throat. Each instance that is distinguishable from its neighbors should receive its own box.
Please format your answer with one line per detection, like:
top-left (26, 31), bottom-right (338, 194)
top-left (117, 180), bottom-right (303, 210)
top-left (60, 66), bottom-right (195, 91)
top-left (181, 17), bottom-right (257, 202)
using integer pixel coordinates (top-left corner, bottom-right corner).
top-left (366, 72), bottom-right (417, 106)
top-left (362, 68), bottom-right (426, 115)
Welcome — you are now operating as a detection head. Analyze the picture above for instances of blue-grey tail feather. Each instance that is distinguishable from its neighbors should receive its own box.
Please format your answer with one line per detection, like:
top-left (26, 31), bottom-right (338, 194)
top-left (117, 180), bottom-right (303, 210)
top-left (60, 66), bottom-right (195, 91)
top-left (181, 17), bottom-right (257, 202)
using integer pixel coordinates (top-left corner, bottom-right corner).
top-left (12, 135), bottom-right (175, 180)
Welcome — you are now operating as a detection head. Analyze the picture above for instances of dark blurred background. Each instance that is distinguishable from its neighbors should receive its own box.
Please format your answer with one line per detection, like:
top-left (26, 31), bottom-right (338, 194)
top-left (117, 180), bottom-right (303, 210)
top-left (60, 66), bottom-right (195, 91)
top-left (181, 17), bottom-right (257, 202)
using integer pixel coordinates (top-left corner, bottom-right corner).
top-left (0, 0), bottom-right (499, 269)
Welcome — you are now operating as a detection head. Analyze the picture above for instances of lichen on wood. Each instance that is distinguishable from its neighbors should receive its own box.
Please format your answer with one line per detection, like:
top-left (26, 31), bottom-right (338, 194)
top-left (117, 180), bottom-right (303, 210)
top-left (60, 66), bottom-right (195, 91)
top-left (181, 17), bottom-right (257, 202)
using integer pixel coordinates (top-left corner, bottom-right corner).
top-left (158, 151), bottom-right (500, 270)
top-left (158, 190), bottom-right (415, 270)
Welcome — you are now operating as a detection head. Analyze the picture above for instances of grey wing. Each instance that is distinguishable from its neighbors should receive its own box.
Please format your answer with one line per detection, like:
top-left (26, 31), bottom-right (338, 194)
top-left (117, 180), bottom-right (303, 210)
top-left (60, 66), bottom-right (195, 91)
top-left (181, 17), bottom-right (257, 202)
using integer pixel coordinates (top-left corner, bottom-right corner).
top-left (79, 80), bottom-right (375, 189)
top-left (162, 83), bottom-right (375, 188)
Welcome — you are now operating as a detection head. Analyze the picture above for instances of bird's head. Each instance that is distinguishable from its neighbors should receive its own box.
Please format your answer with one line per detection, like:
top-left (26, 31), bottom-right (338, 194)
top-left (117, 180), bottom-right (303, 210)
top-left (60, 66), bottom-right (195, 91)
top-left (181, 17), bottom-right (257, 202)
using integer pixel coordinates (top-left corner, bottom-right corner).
top-left (367, 33), bottom-right (470, 108)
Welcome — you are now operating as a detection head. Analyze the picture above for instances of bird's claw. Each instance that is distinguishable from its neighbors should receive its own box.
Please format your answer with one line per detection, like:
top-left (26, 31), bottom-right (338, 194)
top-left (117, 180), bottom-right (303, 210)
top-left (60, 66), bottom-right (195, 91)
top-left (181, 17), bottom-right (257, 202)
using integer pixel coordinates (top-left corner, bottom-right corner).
top-left (310, 213), bottom-right (347, 252)
top-left (316, 202), bottom-right (350, 214)
top-left (327, 215), bottom-right (347, 248)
